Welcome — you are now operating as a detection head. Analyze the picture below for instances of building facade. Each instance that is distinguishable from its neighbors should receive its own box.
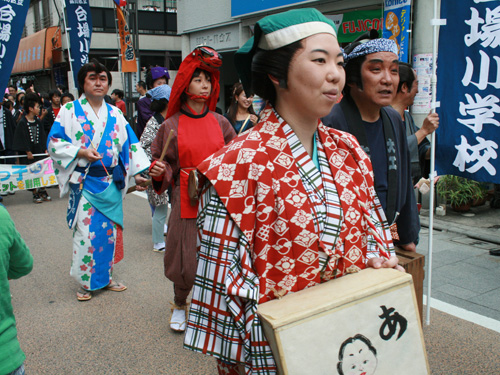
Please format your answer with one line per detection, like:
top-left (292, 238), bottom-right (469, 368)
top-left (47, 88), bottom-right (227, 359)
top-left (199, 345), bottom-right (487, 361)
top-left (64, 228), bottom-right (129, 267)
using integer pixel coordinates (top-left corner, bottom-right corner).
top-left (12, 0), bottom-right (182, 96)
top-left (176, 0), bottom-right (435, 115)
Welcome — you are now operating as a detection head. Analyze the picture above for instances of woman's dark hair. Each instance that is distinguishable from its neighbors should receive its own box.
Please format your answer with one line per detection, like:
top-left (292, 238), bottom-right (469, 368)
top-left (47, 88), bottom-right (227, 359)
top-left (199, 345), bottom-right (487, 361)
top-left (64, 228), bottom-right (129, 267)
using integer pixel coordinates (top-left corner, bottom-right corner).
top-left (226, 82), bottom-right (256, 126)
top-left (77, 59), bottom-right (112, 94)
top-left (250, 40), bottom-right (303, 106)
top-left (61, 92), bottom-right (75, 103)
top-left (337, 334), bottom-right (377, 375)
top-left (150, 98), bottom-right (169, 113)
top-left (3, 100), bottom-right (13, 111)
top-left (397, 62), bottom-right (416, 93)
top-left (180, 68), bottom-right (211, 103)
top-left (15, 92), bottom-right (24, 103)
top-left (23, 92), bottom-right (41, 113)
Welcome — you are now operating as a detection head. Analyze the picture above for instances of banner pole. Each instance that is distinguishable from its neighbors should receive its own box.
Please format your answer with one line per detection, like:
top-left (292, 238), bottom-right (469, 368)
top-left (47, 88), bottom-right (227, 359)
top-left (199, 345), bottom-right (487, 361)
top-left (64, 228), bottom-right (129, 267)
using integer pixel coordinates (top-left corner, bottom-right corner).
top-left (425, 0), bottom-right (440, 326)
top-left (114, 4), bottom-right (125, 90)
top-left (60, 0), bottom-right (75, 93)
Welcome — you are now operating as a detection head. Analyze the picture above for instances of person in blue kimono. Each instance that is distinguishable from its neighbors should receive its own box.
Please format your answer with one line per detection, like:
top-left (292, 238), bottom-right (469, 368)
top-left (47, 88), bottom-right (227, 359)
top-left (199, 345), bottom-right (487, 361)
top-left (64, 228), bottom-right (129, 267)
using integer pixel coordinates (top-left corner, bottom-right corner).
top-left (48, 60), bottom-right (150, 301)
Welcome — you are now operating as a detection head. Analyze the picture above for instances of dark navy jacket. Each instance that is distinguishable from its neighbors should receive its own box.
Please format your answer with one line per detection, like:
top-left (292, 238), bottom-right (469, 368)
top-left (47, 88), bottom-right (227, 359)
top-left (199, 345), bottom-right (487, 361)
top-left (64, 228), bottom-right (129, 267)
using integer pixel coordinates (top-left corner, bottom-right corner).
top-left (322, 95), bottom-right (420, 246)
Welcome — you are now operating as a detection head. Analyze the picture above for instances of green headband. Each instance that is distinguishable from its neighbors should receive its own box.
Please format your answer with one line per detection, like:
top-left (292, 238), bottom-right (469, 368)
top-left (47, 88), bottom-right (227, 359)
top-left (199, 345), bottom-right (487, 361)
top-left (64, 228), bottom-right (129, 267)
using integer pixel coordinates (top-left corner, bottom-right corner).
top-left (235, 8), bottom-right (337, 95)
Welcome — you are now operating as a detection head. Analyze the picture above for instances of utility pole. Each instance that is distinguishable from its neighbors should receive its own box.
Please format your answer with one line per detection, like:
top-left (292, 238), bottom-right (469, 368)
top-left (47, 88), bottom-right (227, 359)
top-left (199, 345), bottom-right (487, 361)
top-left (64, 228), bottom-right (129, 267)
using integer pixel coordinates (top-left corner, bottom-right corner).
top-left (126, 0), bottom-right (140, 128)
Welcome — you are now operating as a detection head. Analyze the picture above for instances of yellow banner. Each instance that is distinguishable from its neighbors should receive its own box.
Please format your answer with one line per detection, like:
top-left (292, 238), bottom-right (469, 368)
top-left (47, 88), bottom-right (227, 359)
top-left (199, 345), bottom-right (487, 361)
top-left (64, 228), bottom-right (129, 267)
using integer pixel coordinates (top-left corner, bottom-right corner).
top-left (115, 5), bottom-right (137, 73)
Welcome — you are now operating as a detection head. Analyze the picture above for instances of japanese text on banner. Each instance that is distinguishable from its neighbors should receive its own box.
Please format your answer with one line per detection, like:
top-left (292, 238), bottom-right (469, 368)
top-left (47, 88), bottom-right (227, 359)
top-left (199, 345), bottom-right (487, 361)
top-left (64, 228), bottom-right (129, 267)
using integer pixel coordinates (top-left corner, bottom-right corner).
top-left (65, 0), bottom-right (92, 89)
top-left (0, 0), bottom-right (30, 94)
top-left (383, 0), bottom-right (411, 63)
top-left (0, 157), bottom-right (58, 193)
top-left (436, 0), bottom-right (499, 183)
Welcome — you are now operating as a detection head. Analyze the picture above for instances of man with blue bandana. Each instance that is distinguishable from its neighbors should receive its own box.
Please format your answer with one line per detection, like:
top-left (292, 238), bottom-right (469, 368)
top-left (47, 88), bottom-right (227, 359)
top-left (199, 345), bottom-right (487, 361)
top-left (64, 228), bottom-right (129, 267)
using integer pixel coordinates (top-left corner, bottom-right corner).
top-left (322, 31), bottom-right (419, 251)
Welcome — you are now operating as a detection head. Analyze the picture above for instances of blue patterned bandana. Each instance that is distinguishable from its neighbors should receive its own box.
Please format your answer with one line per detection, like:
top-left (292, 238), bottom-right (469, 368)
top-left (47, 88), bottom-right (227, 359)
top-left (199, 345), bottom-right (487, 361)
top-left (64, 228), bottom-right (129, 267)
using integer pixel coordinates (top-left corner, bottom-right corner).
top-left (148, 84), bottom-right (171, 101)
top-left (345, 38), bottom-right (398, 63)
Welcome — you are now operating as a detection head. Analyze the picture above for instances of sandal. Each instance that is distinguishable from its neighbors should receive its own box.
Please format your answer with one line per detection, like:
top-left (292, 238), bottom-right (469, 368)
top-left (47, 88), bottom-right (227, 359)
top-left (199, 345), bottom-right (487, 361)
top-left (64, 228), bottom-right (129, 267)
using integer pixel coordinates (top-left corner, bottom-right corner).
top-left (105, 281), bottom-right (127, 292)
top-left (77, 288), bottom-right (92, 301)
top-left (40, 190), bottom-right (52, 201)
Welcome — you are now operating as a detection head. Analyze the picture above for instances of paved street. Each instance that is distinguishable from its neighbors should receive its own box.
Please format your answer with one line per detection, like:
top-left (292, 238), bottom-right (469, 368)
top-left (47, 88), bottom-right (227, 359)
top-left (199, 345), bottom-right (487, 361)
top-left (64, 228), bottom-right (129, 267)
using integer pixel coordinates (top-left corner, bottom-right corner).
top-left (3, 189), bottom-right (500, 374)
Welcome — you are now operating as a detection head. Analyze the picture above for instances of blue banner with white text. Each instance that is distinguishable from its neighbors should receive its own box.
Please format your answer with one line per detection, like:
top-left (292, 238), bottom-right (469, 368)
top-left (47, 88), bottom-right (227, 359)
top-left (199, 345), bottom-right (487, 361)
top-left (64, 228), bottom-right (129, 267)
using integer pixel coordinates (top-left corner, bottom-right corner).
top-left (436, 0), bottom-right (499, 184)
top-left (383, 0), bottom-right (411, 63)
top-left (0, 0), bottom-right (30, 94)
top-left (65, 0), bottom-right (92, 90)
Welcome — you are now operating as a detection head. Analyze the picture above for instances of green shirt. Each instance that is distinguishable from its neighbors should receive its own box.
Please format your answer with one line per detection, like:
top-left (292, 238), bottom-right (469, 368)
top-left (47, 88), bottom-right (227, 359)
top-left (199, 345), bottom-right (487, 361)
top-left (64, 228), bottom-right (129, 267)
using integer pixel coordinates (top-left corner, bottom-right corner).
top-left (0, 205), bottom-right (33, 374)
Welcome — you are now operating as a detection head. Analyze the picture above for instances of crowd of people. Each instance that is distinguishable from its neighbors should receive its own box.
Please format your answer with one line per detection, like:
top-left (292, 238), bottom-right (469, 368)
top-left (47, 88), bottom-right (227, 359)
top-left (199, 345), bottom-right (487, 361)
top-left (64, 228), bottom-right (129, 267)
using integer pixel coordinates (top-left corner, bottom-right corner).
top-left (1, 7), bottom-right (446, 375)
top-left (0, 83), bottom-right (76, 204)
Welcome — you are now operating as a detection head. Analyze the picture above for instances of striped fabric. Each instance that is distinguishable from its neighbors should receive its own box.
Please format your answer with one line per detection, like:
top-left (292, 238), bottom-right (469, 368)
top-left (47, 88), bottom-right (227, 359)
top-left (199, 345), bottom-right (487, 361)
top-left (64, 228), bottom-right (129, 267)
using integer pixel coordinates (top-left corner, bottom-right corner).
top-left (184, 115), bottom-right (394, 374)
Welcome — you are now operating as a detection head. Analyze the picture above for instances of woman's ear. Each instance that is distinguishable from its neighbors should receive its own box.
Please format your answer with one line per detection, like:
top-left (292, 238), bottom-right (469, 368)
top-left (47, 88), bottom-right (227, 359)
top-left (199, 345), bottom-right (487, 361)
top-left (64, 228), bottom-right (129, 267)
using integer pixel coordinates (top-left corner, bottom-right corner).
top-left (268, 74), bottom-right (279, 86)
top-left (268, 74), bottom-right (287, 89)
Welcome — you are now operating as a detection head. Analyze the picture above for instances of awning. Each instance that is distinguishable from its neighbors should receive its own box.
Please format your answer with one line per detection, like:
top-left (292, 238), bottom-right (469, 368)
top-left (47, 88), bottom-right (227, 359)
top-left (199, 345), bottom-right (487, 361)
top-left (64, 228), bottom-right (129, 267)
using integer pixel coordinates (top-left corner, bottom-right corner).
top-left (12, 26), bottom-right (63, 74)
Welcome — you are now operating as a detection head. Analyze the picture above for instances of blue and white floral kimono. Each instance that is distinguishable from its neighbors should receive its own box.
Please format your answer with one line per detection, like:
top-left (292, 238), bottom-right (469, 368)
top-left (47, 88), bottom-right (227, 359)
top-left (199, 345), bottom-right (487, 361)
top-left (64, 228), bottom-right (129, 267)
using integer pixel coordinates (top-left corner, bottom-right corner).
top-left (48, 95), bottom-right (150, 291)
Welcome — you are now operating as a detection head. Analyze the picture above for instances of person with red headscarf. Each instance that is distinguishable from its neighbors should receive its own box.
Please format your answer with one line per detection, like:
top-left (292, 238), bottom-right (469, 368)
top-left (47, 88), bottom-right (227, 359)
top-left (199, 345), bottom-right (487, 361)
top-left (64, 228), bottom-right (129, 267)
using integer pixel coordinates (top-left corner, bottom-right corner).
top-left (149, 46), bottom-right (236, 332)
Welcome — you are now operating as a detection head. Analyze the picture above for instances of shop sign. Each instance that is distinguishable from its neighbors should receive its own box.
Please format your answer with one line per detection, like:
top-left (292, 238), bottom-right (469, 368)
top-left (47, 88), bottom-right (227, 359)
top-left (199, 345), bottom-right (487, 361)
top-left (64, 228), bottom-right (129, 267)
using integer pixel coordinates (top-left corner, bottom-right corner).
top-left (326, 9), bottom-right (383, 44)
top-left (383, 0), bottom-right (411, 62)
top-left (190, 24), bottom-right (239, 52)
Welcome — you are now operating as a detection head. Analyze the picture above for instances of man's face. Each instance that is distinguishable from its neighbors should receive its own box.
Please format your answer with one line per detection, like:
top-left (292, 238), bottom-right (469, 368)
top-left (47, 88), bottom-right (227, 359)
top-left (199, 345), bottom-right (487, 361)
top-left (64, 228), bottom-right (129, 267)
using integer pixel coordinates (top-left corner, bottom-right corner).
top-left (407, 70), bottom-right (419, 106)
top-left (51, 95), bottom-right (61, 106)
top-left (83, 71), bottom-right (109, 99)
top-left (30, 102), bottom-right (41, 117)
top-left (352, 51), bottom-right (399, 110)
top-left (8, 87), bottom-right (16, 96)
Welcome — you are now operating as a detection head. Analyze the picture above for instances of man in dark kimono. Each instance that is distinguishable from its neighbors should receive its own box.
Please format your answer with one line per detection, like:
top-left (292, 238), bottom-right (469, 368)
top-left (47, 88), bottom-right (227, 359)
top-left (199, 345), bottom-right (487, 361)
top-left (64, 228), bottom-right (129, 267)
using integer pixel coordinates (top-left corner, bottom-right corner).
top-left (392, 62), bottom-right (439, 184)
top-left (322, 32), bottom-right (419, 251)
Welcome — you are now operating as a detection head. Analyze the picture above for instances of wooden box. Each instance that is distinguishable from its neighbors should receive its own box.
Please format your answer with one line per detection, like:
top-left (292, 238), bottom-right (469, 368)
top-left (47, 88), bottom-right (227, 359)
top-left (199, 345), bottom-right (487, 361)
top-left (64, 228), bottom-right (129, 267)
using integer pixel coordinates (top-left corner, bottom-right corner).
top-left (396, 249), bottom-right (425, 322)
top-left (257, 268), bottom-right (429, 375)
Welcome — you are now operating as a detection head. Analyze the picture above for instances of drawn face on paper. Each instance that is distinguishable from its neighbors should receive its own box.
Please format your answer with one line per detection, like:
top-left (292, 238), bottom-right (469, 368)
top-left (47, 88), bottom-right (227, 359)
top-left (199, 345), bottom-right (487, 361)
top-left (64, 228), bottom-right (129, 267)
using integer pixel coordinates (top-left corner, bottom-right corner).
top-left (337, 335), bottom-right (378, 375)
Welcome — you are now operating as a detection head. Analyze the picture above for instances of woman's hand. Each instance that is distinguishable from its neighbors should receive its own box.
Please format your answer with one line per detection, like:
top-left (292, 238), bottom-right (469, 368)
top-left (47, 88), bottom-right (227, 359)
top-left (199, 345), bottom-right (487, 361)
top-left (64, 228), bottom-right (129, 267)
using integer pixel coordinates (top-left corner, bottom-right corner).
top-left (78, 148), bottom-right (102, 162)
top-left (149, 160), bottom-right (166, 178)
top-left (27, 151), bottom-right (34, 160)
top-left (367, 256), bottom-right (405, 272)
top-left (134, 175), bottom-right (149, 191)
top-left (249, 114), bottom-right (258, 124)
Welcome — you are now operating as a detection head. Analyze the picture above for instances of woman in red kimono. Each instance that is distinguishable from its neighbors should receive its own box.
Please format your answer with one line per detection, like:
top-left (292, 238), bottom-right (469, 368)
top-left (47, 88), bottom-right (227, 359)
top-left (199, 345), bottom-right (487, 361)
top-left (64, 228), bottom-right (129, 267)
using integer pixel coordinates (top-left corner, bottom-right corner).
top-left (181, 9), bottom-right (404, 374)
top-left (149, 46), bottom-right (236, 332)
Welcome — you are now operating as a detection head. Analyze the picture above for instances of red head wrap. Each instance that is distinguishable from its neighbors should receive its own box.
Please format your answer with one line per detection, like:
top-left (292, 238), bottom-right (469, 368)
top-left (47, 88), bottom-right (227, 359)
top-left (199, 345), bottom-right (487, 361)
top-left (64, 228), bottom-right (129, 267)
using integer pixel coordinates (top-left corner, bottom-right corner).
top-left (166, 46), bottom-right (222, 119)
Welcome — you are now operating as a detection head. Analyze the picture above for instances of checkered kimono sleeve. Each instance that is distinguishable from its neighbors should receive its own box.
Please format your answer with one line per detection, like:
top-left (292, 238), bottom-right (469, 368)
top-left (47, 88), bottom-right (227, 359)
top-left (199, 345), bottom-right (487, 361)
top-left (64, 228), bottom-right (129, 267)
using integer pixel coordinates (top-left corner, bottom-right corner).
top-left (185, 185), bottom-right (278, 374)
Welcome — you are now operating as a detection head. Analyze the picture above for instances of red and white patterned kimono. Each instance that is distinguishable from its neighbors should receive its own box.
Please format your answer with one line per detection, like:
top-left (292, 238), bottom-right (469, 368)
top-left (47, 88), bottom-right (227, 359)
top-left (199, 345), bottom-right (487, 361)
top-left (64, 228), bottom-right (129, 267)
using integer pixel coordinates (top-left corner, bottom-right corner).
top-left (184, 107), bottom-right (394, 374)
